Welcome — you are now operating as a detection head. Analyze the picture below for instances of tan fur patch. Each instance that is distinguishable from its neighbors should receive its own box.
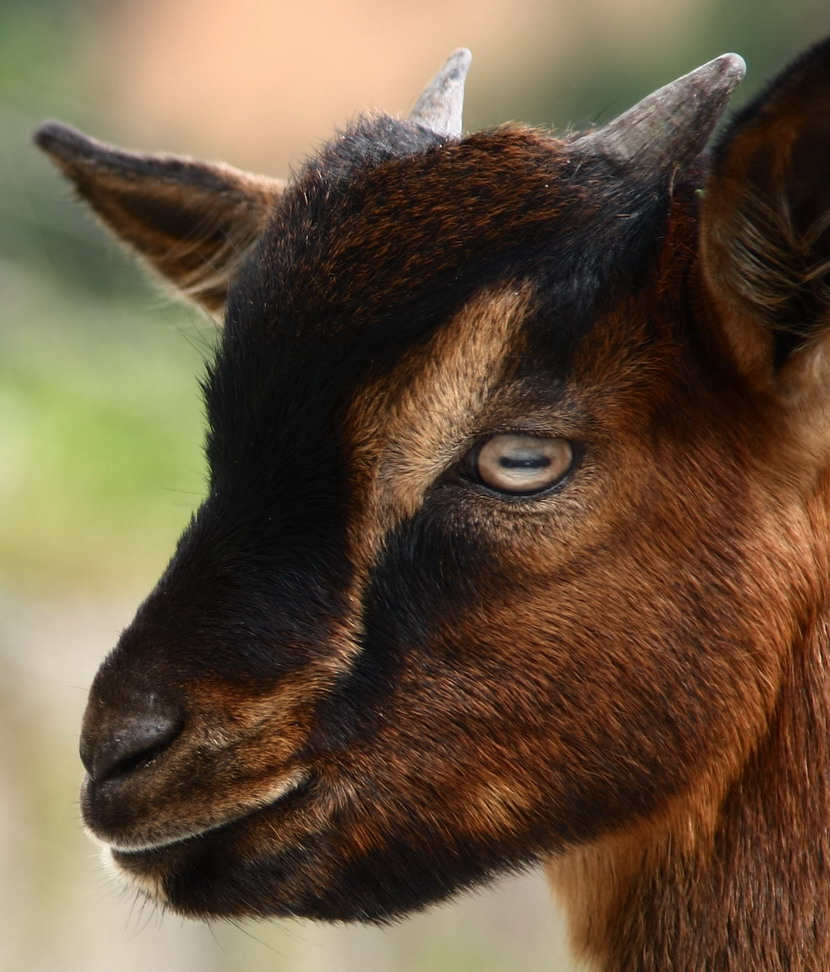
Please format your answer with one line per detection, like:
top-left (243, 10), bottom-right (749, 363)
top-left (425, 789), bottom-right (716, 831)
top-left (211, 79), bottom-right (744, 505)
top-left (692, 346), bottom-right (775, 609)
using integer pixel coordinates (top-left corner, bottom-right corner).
top-left (344, 283), bottom-right (532, 578)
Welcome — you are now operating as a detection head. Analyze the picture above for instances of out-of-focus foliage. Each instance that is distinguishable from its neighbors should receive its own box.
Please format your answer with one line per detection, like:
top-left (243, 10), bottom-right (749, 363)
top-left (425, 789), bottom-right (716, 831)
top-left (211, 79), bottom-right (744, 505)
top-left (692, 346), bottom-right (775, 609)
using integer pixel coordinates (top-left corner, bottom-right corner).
top-left (0, 280), bottom-right (208, 588)
top-left (1, 0), bottom-right (209, 593)
top-left (508, 0), bottom-right (827, 131)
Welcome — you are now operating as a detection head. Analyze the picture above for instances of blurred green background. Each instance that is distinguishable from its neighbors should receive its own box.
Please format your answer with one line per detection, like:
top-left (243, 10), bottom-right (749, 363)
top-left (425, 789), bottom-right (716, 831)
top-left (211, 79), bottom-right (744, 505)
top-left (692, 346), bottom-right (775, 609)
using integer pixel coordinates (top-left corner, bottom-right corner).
top-left (0, 1), bottom-right (825, 970)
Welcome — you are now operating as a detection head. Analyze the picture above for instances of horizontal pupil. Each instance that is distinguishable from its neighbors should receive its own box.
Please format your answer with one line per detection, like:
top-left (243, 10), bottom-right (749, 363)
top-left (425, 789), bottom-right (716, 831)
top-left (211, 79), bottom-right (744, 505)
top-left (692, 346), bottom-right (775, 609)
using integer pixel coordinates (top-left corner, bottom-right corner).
top-left (499, 456), bottom-right (551, 470)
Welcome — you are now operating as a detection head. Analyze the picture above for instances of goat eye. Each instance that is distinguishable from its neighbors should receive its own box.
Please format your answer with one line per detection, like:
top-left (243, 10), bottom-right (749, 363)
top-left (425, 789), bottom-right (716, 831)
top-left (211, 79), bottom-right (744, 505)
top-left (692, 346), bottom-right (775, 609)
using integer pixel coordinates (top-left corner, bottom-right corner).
top-left (472, 434), bottom-right (574, 495)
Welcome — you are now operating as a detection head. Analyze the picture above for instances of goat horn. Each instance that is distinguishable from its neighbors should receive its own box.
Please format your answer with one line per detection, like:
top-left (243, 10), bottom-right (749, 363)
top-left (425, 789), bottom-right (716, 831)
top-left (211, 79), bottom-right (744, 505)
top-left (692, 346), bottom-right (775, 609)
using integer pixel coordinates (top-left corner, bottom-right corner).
top-left (578, 53), bottom-right (746, 171)
top-left (408, 49), bottom-right (472, 138)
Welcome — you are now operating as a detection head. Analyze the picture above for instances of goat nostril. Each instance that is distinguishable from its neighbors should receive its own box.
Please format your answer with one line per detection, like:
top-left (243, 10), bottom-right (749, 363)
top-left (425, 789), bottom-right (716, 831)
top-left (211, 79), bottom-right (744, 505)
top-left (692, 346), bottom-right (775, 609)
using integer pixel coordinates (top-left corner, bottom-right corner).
top-left (81, 710), bottom-right (183, 784)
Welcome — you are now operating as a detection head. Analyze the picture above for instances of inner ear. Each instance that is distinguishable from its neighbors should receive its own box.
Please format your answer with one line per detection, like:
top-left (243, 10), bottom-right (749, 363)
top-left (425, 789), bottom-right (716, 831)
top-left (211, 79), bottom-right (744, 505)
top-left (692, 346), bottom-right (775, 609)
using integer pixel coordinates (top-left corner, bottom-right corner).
top-left (700, 40), bottom-right (830, 386)
top-left (35, 122), bottom-right (285, 318)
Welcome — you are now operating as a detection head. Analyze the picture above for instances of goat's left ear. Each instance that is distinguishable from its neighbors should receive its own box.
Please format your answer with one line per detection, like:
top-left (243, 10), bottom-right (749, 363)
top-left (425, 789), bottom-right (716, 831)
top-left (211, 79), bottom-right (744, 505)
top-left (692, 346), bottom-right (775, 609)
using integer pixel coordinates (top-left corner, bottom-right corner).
top-left (700, 40), bottom-right (830, 402)
top-left (35, 122), bottom-right (284, 318)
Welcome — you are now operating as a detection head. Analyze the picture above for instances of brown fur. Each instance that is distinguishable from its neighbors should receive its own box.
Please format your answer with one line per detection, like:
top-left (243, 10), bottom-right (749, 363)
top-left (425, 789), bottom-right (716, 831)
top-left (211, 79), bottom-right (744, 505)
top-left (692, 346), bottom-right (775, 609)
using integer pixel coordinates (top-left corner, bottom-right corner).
top-left (35, 39), bottom-right (830, 970)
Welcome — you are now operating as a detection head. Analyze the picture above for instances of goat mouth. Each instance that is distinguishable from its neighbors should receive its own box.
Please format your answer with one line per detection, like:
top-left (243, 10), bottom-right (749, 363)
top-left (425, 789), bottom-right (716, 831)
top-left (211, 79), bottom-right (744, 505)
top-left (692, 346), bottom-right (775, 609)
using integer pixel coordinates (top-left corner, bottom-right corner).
top-left (105, 767), bottom-right (311, 857)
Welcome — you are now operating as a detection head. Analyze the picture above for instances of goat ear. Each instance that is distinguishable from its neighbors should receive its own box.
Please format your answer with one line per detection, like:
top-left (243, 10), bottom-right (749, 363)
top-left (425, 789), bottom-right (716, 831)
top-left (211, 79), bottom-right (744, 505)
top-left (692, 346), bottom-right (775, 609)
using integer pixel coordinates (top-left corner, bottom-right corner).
top-left (35, 122), bottom-right (284, 318)
top-left (700, 40), bottom-right (830, 398)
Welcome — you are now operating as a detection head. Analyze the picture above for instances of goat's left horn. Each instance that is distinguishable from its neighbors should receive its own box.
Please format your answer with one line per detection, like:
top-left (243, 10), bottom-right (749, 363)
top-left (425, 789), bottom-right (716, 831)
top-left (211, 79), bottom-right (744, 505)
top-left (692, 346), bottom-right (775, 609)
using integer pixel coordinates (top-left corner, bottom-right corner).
top-left (578, 53), bottom-right (746, 172)
top-left (408, 49), bottom-right (472, 138)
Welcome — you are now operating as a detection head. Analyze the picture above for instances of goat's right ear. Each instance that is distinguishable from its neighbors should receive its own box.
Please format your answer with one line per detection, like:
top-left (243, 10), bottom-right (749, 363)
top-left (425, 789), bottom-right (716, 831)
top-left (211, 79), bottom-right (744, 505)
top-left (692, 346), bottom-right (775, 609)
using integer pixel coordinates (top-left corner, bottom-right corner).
top-left (35, 122), bottom-right (284, 318)
top-left (699, 41), bottom-right (830, 400)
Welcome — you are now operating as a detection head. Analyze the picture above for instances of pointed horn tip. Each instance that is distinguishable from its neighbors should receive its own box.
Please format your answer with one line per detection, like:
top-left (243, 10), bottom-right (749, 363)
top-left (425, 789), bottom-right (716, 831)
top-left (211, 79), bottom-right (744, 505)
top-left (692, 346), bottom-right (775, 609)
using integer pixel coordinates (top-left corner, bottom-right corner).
top-left (683, 53), bottom-right (746, 97)
top-left (408, 48), bottom-right (472, 138)
top-left (709, 52), bottom-right (747, 86)
top-left (444, 48), bottom-right (472, 76)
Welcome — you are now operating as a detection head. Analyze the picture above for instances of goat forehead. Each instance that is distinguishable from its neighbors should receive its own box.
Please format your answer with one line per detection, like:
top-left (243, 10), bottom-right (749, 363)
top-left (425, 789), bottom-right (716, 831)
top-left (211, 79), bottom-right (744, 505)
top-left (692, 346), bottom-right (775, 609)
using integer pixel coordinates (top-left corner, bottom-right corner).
top-left (205, 119), bottom-right (679, 479)
top-left (204, 281), bottom-right (533, 494)
top-left (244, 119), bottom-right (673, 332)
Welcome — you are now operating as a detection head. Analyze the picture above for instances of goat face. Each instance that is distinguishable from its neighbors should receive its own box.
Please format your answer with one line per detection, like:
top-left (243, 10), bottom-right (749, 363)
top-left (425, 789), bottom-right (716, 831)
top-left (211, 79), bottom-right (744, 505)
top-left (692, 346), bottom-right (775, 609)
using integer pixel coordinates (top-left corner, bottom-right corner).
top-left (38, 43), bottom-right (830, 922)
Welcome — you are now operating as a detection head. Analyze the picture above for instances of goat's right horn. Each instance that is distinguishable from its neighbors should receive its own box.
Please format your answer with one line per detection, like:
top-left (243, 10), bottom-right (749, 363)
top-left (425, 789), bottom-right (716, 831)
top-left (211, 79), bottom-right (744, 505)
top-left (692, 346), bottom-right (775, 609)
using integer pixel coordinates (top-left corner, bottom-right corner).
top-left (578, 53), bottom-right (746, 173)
top-left (408, 49), bottom-right (472, 139)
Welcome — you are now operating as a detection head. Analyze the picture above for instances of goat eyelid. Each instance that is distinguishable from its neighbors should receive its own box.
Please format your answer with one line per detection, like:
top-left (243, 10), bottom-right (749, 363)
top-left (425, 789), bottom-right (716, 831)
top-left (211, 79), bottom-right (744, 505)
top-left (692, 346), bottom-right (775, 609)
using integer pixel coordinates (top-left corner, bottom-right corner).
top-left (463, 432), bottom-right (576, 498)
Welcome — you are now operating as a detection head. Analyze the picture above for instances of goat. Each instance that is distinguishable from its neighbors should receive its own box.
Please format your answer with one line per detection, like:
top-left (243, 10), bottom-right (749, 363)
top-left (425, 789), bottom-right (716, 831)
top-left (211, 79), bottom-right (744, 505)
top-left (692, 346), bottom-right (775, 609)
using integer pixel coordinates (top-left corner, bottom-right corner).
top-left (35, 40), bottom-right (830, 970)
